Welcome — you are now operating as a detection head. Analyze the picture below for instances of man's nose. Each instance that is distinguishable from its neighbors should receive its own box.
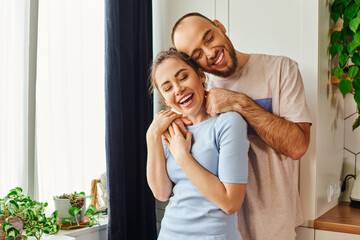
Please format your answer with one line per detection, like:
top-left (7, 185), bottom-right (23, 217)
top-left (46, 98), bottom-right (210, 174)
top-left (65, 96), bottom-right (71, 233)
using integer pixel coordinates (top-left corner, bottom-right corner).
top-left (203, 47), bottom-right (216, 60)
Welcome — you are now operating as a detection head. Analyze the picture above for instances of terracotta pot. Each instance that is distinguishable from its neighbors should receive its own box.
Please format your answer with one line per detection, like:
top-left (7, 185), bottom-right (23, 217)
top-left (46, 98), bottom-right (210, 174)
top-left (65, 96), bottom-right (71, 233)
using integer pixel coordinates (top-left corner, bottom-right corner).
top-left (0, 216), bottom-right (24, 240)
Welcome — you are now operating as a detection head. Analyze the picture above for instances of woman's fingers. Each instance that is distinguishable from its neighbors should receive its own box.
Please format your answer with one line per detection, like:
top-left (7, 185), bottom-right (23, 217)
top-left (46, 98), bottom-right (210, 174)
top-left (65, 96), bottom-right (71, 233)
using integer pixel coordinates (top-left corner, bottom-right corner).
top-left (163, 130), bottom-right (170, 140)
top-left (171, 122), bottom-right (181, 134)
top-left (168, 124), bottom-right (174, 136)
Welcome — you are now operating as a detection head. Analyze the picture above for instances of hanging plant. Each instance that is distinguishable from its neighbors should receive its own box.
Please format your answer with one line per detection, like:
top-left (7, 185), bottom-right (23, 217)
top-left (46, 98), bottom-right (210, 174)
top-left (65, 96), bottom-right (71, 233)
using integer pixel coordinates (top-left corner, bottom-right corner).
top-left (330, 0), bottom-right (360, 130)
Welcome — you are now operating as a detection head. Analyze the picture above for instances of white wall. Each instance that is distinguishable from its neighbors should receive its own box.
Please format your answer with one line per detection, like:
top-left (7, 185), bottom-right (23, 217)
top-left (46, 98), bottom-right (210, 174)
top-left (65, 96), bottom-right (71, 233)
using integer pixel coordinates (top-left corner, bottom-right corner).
top-left (315, 0), bottom-right (345, 221)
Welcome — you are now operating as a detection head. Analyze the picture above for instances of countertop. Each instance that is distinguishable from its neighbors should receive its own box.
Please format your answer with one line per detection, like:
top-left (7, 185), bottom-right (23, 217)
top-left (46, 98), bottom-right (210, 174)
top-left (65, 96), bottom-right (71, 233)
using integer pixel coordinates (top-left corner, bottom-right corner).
top-left (314, 202), bottom-right (360, 235)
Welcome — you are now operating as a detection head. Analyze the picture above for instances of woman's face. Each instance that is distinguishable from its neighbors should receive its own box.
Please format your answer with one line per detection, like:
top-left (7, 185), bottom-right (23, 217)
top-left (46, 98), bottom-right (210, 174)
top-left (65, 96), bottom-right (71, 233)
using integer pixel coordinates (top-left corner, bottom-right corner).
top-left (155, 57), bottom-right (206, 117)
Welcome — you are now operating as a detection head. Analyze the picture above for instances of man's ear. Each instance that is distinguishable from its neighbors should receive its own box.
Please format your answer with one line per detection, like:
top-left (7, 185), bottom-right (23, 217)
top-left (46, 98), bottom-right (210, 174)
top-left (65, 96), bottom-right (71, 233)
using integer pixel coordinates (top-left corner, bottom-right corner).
top-left (213, 20), bottom-right (227, 34)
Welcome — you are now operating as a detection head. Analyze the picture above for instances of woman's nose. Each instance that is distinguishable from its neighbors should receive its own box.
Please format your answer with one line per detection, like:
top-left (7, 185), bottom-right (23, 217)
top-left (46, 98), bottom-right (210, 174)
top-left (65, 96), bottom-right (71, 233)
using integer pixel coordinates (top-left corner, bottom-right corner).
top-left (174, 84), bottom-right (185, 96)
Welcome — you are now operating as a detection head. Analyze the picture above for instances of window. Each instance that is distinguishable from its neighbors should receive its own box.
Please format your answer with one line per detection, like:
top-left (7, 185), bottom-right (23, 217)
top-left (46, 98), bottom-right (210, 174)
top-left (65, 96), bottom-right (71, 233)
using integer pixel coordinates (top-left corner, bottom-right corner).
top-left (0, 0), bottom-right (30, 197)
top-left (0, 0), bottom-right (105, 210)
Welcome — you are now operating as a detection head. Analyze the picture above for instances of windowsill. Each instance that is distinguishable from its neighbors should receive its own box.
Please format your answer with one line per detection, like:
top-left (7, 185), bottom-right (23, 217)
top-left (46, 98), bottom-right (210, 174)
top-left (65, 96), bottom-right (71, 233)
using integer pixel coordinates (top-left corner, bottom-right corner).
top-left (314, 202), bottom-right (360, 235)
top-left (28, 215), bottom-right (108, 240)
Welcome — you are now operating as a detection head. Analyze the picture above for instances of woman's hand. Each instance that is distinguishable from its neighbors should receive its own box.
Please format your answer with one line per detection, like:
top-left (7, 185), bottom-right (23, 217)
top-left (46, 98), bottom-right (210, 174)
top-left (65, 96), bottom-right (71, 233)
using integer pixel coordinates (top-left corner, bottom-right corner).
top-left (163, 123), bottom-right (192, 160)
top-left (147, 110), bottom-right (183, 140)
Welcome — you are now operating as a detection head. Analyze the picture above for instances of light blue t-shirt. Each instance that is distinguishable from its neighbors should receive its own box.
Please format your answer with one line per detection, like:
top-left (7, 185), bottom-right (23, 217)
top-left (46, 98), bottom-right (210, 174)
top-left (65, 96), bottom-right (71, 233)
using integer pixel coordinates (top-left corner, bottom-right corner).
top-left (158, 112), bottom-right (249, 240)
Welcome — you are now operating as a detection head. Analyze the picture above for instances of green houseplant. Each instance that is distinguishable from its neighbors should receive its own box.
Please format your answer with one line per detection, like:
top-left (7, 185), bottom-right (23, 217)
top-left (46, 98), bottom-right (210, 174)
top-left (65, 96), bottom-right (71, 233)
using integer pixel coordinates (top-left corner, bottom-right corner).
top-left (53, 192), bottom-right (100, 229)
top-left (330, 0), bottom-right (360, 130)
top-left (0, 187), bottom-right (59, 240)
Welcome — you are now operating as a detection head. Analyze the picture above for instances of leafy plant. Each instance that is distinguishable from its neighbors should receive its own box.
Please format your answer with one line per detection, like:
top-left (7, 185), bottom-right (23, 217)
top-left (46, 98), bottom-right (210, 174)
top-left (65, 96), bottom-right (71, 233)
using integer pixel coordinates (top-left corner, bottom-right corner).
top-left (0, 187), bottom-right (60, 240)
top-left (53, 192), bottom-right (100, 229)
top-left (331, 0), bottom-right (360, 130)
top-left (55, 192), bottom-right (86, 209)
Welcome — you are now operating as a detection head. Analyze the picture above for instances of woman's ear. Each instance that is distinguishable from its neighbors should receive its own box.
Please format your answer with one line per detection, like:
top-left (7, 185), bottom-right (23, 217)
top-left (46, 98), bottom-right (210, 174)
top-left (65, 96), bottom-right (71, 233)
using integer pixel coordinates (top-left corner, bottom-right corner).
top-left (213, 19), bottom-right (227, 34)
top-left (198, 68), bottom-right (206, 83)
top-left (160, 97), bottom-right (170, 108)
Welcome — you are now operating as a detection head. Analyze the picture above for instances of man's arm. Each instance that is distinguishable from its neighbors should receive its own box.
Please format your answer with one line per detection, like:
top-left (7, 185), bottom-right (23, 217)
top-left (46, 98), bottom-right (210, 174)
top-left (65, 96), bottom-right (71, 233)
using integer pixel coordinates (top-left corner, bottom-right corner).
top-left (206, 88), bottom-right (310, 160)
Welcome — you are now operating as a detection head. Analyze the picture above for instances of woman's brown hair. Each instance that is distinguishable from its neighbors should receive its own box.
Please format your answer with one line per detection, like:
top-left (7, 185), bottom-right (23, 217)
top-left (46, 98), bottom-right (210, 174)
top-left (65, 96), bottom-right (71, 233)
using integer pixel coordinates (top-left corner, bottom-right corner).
top-left (149, 47), bottom-right (204, 97)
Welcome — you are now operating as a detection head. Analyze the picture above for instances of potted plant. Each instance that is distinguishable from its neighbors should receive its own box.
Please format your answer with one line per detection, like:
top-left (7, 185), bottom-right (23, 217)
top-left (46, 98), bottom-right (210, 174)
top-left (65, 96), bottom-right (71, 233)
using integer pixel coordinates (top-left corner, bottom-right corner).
top-left (0, 187), bottom-right (59, 240)
top-left (53, 192), bottom-right (100, 229)
top-left (330, 0), bottom-right (360, 130)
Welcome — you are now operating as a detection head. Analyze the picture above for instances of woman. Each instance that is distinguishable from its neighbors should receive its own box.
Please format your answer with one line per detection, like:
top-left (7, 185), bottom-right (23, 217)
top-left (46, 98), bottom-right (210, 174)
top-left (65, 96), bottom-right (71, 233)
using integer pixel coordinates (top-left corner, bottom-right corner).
top-left (146, 48), bottom-right (249, 239)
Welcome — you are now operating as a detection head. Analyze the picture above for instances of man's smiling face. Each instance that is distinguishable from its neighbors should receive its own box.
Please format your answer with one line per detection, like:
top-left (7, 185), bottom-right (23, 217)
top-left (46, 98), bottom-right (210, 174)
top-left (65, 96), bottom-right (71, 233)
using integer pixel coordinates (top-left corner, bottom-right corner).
top-left (173, 16), bottom-right (238, 78)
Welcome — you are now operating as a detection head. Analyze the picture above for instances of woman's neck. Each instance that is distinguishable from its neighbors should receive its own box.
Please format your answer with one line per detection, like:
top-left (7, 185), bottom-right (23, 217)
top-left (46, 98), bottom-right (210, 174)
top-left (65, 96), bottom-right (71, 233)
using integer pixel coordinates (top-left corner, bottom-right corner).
top-left (184, 104), bottom-right (211, 125)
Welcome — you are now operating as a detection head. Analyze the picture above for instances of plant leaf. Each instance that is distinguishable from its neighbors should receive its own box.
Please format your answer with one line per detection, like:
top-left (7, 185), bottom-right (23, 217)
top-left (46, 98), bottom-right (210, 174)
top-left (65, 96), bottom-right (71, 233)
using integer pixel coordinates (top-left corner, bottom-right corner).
top-left (334, 67), bottom-right (344, 79)
top-left (356, 0), bottom-right (360, 5)
top-left (332, 1), bottom-right (345, 15)
top-left (355, 90), bottom-right (360, 105)
top-left (350, 17), bottom-right (360, 32)
top-left (2, 223), bottom-right (13, 232)
top-left (347, 40), bottom-right (358, 54)
top-left (354, 78), bottom-right (360, 90)
top-left (51, 210), bottom-right (58, 219)
top-left (85, 205), bottom-right (97, 217)
top-left (69, 207), bottom-right (81, 217)
top-left (344, 4), bottom-right (360, 21)
top-left (6, 228), bottom-right (20, 238)
top-left (331, 31), bottom-right (342, 44)
top-left (330, 44), bottom-right (339, 58)
top-left (61, 219), bottom-right (73, 225)
top-left (339, 53), bottom-right (349, 67)
top-left (331, 12), bottom-right (340, 23)
top-left (348, 66), bottom-right (359, 79)
top-left (352, 52), bottom-right (360, 65)
top-left (354, 31), bottom-right (360, 43)
top-left (353, 116), bottom-right (360, 130)
top-left (9, 200), bottom-right (19, 210)
top-left (339, 79), bottom-right (352, 97)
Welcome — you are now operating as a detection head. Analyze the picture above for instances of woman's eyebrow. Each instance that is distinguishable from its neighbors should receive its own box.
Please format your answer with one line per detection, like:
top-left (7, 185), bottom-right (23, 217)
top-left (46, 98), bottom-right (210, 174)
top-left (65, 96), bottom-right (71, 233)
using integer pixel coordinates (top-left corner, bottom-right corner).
top-left (175, 68), bottom-right (186, 77)
top-left (160, 80), bottom-right (170, 88)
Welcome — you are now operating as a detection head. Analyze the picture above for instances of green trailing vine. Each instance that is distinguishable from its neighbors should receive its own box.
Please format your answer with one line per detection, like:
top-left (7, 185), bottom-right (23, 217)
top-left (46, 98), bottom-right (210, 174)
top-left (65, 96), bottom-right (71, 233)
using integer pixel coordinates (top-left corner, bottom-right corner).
top-left (331, 0), bottom-right (360, 130)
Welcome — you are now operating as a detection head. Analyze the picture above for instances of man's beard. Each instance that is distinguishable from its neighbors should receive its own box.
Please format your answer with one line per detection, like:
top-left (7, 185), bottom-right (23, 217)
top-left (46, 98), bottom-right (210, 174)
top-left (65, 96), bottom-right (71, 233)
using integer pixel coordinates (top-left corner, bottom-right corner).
top-left (208, 36), bottom-right (237, 78)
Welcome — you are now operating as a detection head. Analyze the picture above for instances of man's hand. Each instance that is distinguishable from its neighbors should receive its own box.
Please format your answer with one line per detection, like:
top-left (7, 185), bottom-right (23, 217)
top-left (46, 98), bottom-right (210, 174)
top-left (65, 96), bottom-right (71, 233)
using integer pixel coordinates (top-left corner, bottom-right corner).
top-left (173, 117), bottom-right (193, 137)
top-left (205, 88), bottom-right (241, 116)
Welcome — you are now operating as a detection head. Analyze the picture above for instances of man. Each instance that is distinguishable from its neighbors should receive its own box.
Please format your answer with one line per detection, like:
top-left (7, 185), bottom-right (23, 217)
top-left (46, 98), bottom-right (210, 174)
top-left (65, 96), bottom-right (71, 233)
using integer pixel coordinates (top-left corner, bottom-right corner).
top-left (171, 13), bottom-right (311, 240)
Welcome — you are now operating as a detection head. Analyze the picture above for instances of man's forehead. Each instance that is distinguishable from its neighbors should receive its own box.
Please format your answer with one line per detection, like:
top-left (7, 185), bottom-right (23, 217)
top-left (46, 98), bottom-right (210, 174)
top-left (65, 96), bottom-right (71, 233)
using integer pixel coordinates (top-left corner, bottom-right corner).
top-left (174, 17), bottom-right (212, 53)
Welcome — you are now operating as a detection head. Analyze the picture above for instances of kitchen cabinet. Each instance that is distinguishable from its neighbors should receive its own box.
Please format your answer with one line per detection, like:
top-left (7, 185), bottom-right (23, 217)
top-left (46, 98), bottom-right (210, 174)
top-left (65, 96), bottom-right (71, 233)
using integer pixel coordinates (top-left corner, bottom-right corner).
top-left (315, 230), bottom-right (360, 240)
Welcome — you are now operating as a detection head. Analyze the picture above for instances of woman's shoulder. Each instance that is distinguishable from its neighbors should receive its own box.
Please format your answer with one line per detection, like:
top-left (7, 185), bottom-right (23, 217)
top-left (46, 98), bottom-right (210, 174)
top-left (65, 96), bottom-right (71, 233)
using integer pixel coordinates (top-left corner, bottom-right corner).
top-left (213, 112), bottom-right (247, 135)
top-left (216, 111), bottom-right (246, 125)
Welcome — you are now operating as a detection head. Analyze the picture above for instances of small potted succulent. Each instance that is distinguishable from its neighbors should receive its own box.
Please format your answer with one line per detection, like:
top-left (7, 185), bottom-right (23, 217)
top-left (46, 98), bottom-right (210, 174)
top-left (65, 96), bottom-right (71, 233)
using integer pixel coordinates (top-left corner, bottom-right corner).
top-left (53, 192), bottom-right (99, 229)
top-left (0, 187), bottom-right (59, 240)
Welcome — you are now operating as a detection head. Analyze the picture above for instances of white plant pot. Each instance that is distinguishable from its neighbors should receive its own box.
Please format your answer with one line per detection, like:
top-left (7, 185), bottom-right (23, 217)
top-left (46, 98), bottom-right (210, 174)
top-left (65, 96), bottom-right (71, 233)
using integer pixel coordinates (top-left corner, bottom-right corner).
top-left (54, 198), bottom-right (86, 223)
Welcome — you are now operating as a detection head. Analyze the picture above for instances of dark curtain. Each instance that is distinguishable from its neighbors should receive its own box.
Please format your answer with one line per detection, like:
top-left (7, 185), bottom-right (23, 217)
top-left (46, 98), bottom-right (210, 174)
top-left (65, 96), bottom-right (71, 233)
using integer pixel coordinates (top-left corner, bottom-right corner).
top-left (105, 0), bottom-right (156, 239)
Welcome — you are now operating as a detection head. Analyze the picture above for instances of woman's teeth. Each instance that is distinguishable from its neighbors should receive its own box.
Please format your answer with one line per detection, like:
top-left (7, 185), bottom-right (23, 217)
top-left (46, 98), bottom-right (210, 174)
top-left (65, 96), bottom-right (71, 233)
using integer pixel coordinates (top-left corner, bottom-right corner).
top-left (214, 51), bottom-right (224, 65)
top-left (179, 94), bottom-right (193, 104)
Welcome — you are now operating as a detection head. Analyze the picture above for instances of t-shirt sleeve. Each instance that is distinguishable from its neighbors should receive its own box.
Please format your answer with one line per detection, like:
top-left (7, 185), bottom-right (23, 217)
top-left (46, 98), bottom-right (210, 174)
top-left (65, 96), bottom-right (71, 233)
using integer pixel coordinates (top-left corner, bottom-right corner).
top-left (279, 58), bottom-right (312, 124)
top-left (215, 112), bottom-right (249, 184)
top-left (161, 137), bottom-right (169, 159)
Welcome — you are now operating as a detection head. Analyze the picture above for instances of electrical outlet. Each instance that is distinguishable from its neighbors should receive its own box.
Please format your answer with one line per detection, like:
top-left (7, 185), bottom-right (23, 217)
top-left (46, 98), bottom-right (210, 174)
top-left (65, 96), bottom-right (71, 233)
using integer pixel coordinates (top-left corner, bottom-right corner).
top-left (327, 181), bottom-right (341, 203)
